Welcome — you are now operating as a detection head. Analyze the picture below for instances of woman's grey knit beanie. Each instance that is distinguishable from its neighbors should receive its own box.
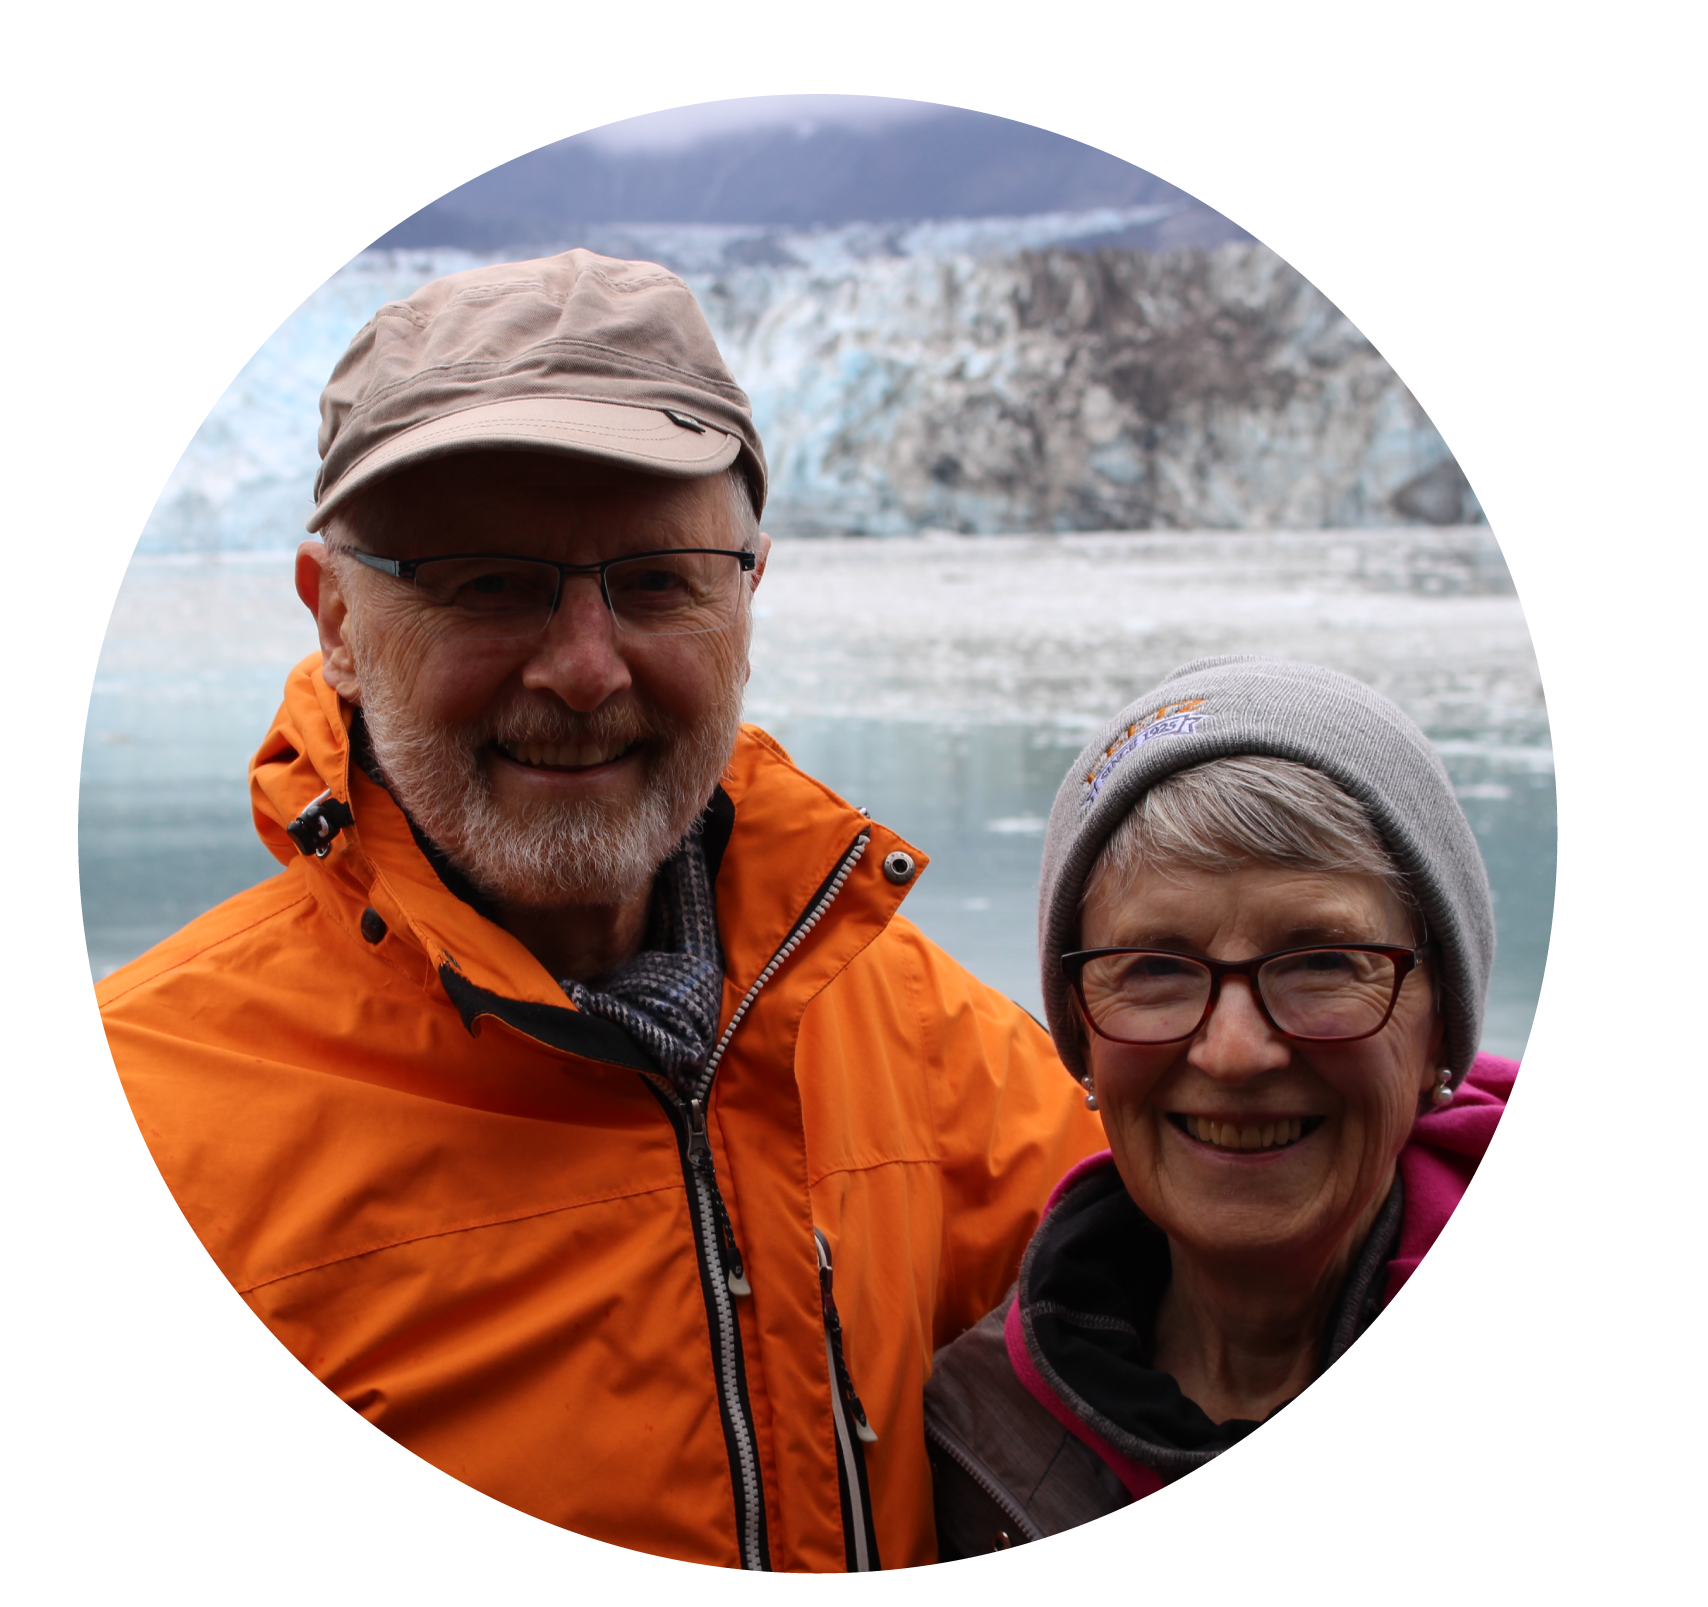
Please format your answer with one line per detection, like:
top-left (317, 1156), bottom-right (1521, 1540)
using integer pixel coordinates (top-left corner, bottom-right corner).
top-left (1038, 656), bottom-right (1495, 1084)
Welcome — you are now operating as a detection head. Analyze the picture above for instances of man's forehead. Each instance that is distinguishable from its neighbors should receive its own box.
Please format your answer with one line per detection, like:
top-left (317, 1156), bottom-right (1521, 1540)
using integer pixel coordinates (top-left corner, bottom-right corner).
top-left (347, 450), bottom-right (733, 552)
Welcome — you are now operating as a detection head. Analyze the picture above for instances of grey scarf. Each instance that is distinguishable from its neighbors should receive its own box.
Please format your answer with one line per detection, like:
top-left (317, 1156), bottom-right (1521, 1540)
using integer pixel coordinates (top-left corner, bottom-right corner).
top-left (561, 836), bottom-right (725, 1098)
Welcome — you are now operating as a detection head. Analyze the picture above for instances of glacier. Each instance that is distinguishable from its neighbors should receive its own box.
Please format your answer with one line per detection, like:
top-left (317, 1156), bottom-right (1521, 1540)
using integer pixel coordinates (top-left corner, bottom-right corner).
top-left (136, 212), bottom-right (1478, 552)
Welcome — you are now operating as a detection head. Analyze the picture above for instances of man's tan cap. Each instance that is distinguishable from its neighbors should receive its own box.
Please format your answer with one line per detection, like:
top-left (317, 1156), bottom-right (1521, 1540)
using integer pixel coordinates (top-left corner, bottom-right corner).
top-left (308, 249), bottom-right (767, 532)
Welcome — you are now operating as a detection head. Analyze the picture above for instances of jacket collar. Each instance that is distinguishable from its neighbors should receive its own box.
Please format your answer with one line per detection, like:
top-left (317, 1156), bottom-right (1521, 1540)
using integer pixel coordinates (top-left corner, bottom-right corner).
top-left (249, 655), bottom-right (925, 1067)
top-left (1007, 1152), bottom-right (1403, 1488)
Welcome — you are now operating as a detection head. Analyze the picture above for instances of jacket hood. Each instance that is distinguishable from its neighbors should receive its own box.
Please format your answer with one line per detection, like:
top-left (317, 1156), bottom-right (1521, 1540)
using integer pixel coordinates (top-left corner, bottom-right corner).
top-left (250, 653), bottom-right (357, 865)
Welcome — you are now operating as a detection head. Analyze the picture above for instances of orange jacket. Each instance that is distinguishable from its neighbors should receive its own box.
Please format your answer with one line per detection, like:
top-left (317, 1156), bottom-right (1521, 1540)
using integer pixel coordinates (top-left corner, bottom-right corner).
top-left (99, 657), bottom-right (1102, 1571)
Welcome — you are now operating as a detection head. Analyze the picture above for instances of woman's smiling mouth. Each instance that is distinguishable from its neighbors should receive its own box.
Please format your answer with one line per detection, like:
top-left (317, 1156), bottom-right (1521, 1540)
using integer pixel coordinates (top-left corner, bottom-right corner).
top-left (1170, 1114), bottom-right (1324, 1153)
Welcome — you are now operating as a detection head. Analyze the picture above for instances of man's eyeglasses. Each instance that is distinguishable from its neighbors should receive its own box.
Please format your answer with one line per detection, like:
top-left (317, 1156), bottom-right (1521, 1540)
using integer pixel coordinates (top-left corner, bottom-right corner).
top-left (1060, 943), bottom-right (1431, 1045)
top-left (347, 547), bottom-right (758, 640)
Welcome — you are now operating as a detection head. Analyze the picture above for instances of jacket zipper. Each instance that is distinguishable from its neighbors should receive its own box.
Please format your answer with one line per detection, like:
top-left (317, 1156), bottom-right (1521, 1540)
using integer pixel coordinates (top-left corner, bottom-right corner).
top-left (648, 830), bottom-right (872, 1573)
top-left (647, 1084), bottom-right (769, 1569)
top-left (815, 1229), bottom-right (881, 1571)
top-left (923, 1416), bottom-right (1044, 1549)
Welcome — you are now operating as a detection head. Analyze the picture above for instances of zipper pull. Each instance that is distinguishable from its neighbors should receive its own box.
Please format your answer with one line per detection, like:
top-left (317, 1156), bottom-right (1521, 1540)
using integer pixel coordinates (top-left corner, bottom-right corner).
top-left (686, 1097), bottom-right (710, 1163)
top-left (690, 1099), bottom-right (751, 1297)
top-left (816, 1231), bottom-right (879, 1443)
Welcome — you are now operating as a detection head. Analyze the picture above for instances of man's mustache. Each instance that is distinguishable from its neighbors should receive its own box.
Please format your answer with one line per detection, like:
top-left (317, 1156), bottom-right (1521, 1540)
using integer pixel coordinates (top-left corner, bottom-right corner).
top-left (475, 698), bottom-right (667, 750)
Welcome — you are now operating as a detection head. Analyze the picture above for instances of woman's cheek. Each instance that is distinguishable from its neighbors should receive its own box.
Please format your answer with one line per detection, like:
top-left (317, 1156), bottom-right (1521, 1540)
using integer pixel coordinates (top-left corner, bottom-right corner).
top-left (1359, 1056), bottom-right (1427, 1181)
top-left (1092, 1047), bottom-right (1175, 1178)
top-left (1093, 1048), bottom-right (1160, 1122)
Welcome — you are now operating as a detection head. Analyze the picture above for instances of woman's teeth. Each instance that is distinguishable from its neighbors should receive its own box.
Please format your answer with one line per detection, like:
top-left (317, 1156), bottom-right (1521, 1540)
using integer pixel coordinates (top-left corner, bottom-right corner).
top-left (499, 739), bottom-right (630, 770)
top-left (1185, 1116), bottom-right (1305, 1152)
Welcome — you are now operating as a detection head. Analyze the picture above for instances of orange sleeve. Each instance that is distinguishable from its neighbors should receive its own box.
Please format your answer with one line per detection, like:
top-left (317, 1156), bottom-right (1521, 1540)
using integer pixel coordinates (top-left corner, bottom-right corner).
top-left (886, 918), bottom-right (1107, 1349)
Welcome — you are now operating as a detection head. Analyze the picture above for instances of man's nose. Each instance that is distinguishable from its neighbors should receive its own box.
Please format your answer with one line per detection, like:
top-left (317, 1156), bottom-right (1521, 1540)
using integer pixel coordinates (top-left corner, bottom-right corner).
top-left (517, 575), bottom-right (633, 711)
top-left (1187, 976), bottom-right (1293, 1080)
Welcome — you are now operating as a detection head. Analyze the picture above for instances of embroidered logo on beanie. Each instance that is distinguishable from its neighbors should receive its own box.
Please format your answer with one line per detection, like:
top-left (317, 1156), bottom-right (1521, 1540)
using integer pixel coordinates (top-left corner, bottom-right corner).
top-left (1081, 701), bottom-right (1207, 808)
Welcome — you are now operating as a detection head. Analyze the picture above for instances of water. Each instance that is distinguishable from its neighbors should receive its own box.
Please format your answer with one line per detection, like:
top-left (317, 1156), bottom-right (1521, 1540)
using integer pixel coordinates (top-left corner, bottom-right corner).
top-left (81, 529), bottom-right (1552, 1059)
top-left (751, 721), bottom-right (1552, 1060)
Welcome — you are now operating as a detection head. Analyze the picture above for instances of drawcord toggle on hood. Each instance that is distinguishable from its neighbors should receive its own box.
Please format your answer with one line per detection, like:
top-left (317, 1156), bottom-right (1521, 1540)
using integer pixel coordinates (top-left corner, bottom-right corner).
top-left (286, 789), bottom-right (355, 858)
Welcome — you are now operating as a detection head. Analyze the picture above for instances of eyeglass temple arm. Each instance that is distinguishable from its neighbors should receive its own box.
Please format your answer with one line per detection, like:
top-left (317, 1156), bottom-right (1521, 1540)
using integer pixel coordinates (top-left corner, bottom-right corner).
top-left (348, 551), bottom-right (407, 577)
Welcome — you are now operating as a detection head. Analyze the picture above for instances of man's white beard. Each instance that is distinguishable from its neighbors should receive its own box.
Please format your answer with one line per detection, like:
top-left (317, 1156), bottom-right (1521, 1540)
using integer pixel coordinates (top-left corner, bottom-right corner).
top-left (353, 651), bottom-right (743, 910)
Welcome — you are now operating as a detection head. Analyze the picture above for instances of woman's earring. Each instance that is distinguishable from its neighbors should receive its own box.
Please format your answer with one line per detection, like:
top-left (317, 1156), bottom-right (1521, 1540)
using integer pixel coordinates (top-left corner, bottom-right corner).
top-left (1082, 1077), bottom-right (1099, 1112)
top-left (1430, 1068), bottom-right (1454, 1109)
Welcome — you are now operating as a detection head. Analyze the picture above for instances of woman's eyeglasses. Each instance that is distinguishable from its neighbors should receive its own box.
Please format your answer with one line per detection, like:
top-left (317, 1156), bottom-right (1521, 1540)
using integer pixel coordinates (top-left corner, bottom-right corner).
top-left (1061, 943), bottom-right (1431, 1045)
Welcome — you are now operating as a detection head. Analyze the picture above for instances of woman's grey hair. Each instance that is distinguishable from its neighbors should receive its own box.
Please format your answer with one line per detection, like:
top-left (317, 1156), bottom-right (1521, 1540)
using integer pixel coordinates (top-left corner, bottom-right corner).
top-left (1081, 754), bottom-right (1414, 919)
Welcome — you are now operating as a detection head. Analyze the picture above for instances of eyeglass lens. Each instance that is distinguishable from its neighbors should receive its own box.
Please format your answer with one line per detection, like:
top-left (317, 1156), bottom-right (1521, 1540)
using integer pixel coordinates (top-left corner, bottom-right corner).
top-left (407, 552), bottom-right (748, 640)
top-left (1078, 949), bottom-right (1403, 1043)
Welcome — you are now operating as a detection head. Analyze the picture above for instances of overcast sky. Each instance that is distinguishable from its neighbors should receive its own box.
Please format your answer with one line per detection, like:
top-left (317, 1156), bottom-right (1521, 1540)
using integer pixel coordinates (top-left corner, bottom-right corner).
top-left (580, 94), bottom-right (944, 150)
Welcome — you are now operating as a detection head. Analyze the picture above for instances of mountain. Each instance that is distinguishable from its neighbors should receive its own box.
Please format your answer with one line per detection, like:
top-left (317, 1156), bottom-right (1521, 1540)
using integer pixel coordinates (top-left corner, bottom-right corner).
top-left (371, 102), bottom-right (1252, 253)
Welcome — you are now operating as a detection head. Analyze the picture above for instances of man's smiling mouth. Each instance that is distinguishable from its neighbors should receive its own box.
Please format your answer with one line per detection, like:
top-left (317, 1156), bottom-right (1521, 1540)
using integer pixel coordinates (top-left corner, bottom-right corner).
top-left (494, 739), bottom-right (638, 771)
top-left (1170, 1114), bottom-right (1324, 1153)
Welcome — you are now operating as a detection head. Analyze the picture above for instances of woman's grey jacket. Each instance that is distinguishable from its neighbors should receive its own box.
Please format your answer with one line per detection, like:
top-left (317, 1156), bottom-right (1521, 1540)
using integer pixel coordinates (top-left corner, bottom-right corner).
top-left (924, 1151), bottom-right (1406, 1558)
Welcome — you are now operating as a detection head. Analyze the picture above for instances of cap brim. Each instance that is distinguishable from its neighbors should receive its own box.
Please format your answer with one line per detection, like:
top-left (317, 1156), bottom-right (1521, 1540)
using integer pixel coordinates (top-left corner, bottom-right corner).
top-left (307, 396), bottom-right (741, 531)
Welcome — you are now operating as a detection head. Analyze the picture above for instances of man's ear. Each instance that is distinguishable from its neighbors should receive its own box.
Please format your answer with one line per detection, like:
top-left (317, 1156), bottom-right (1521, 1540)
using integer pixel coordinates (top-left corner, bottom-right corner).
top-left (742, 532), bottom-right (772, 688)
top-left (295, 542), bottom-right (362, 704)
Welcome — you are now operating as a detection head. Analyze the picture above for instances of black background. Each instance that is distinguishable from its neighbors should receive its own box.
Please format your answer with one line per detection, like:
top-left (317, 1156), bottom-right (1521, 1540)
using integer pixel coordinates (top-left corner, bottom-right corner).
top-left (73, 90), bottom-right (1557, 1577)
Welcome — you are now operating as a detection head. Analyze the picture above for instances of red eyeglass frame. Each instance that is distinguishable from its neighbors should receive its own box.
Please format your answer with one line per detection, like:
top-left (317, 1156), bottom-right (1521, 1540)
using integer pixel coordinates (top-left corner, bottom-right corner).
top-left (1059, 943), bottom-right (1432, 1045)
